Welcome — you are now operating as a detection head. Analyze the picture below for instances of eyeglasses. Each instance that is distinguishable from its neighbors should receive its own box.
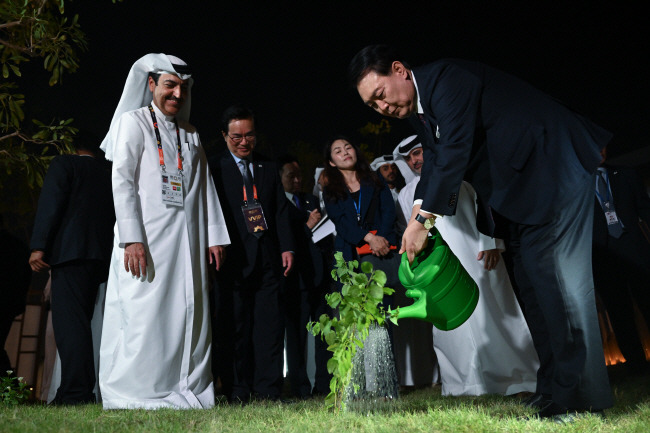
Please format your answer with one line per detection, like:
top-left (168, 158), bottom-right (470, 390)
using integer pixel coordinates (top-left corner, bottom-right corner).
top-left (226, 133), bottom-right (256, 144)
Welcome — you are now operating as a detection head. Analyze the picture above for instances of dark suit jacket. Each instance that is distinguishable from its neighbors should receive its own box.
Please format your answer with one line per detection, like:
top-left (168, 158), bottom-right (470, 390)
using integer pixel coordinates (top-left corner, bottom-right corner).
top-left (209, 150), bottom-right (294, 280)
top-left (410, 59), bottom-right (612, 236)
top-left (30, 154), bottom-right (115, 268)
top-left (286, 192), bottom-right (326, 289)
top-left (325, 180), bottom-right (397, 262)
top-left (593, 165), bottom-right (650, 255)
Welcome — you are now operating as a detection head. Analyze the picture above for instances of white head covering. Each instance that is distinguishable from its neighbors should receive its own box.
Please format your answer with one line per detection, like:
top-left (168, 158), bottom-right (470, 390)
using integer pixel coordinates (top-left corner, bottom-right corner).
top-left (100, 53), bottom-right (193, 160)
top-left (370, 155), bottom-right (396, 171)
top-left (392, 135), bottom-right (422, 184)
top-left (312, 166), bottom-right (325, 196)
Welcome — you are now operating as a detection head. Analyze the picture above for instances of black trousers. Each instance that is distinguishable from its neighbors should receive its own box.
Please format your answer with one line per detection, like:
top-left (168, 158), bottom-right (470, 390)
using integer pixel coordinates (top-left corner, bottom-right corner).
top-left (506, 175), bottom-right (612, 411)
top-left (50, 260), bottom-right (104, 404)
top-left (213, 250), bottom-right (284, 400)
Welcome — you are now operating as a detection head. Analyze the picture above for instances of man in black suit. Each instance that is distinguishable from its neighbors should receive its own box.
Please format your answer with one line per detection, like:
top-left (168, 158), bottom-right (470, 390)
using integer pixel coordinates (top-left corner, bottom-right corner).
top-left (209, 105), bottom-right (294, 402)
top-left (277, 154), bottom-right (332, 398)
top-left (349, 45), bottom-right (613, 419)
top-left (593, 148), bottom-right (650, 373)
top-left (29, 132), bottom-right (115, 404)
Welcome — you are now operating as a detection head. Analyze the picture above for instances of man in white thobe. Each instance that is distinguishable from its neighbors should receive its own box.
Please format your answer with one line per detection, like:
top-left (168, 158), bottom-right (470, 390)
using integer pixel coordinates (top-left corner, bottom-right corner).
top-left (396, 135), bottom-right (539, 396)
top-left (98, 53), bottom-right (230, 409)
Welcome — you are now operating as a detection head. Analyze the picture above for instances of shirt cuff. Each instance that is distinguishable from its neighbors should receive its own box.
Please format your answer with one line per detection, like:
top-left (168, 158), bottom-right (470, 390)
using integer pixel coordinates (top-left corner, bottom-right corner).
top-left (412, 200), bottom-right (443, 218)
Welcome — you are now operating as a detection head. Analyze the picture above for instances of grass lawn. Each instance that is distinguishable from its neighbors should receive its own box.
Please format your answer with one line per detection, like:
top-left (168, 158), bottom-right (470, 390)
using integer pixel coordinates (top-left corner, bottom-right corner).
top-left (2, 369), bottom-right (649, 432)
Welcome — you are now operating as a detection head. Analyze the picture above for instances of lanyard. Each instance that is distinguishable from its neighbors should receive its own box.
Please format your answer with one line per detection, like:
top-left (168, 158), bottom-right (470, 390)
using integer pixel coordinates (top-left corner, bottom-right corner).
top-left (242, 184), bottom-right (259, 203)
top-left (148, 105), bottom-right (183, 175)
top-left (595, 171), bottom-right (611, 204)
top-left (353, 189), bottom-right (362, 222)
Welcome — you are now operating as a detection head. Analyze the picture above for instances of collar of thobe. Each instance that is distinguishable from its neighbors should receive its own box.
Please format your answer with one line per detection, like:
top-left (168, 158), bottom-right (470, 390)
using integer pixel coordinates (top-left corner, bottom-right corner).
top-left (151, 102), bottom-right (176, 127)
top-left (411, 71), bottom-right (424, 115)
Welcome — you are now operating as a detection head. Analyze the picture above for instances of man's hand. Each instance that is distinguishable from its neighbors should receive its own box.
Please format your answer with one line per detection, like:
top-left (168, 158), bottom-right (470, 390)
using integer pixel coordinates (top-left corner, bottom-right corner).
top-left (29, 250), bottom-right (49, 272)
top-left (124, 242), bottom-right (147, 278)
top-left (282, 251), bottom-right (294, 276)
top-left (400, 204), bottom-right (435, 264)
top-left (306, 209), bottom-right (322, 230)
top-left (477, 249), bottom-right (500, 271)
top-left (209, 245), bottom-right (226, 271)
top-left (400, 220), bottom-right (430, 264)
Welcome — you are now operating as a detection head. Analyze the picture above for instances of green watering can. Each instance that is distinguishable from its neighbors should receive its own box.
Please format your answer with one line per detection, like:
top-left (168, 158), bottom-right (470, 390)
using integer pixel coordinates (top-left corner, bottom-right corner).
top-left (396, 228), bottom-right (479, 330)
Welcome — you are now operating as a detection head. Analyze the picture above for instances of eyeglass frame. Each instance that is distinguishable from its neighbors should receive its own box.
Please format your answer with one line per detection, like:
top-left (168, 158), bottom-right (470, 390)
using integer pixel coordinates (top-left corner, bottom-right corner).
top-left (225, 132), bottom-right (256, 144)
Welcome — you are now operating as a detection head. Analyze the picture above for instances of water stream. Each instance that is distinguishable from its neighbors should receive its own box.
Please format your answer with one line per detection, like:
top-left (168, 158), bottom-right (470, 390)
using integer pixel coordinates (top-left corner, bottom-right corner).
top-left (345, 324), bottom-right (399, 413)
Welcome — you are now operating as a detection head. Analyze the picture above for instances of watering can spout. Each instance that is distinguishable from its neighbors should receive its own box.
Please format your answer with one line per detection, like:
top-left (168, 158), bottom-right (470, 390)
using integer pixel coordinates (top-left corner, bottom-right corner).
top-left (395, 229), bottom-right (479, 331)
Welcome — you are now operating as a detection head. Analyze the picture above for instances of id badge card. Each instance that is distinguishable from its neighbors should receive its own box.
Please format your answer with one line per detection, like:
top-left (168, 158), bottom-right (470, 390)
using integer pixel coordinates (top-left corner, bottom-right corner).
top-left (605, 210), bottom-right (620, 226)
top-left (161, 174), bottom-right (184, 207)
top-left (242, 201), bottom-right (268, 234)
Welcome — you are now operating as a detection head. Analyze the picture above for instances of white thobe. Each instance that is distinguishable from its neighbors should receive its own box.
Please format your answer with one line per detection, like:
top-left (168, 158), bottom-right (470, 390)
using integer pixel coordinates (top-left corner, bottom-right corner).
top-left (99, 104), bottom-right (230, 409)
top-left (398, 177), bottom-right (539, 396)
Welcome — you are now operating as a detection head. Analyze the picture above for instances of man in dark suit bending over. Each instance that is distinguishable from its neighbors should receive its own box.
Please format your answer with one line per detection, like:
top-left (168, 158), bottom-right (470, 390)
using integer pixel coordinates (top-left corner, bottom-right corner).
top-left (29, 132), bottom-right (115, 404)
top-left (349, 45), bottom-right (613, 420)
top-left (209, 105), bottom-right (294, 403)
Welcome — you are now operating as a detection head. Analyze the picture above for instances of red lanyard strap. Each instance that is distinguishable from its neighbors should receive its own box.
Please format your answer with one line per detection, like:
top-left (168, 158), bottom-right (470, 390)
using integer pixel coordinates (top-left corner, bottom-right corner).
top-left (242, 184), bottom-right (259, 202)
top-left (148, 105), bottom-right (183, 174)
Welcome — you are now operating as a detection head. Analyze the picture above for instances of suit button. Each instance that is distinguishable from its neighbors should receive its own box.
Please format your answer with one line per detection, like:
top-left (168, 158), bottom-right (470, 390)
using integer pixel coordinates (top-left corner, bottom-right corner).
top-left (448, 194), bottom-right (457, 208)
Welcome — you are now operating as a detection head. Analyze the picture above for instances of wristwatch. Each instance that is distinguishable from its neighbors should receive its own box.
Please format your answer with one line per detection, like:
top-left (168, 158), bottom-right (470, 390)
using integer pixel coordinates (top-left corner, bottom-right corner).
top-left (415, 213), bottom-right (436, 230)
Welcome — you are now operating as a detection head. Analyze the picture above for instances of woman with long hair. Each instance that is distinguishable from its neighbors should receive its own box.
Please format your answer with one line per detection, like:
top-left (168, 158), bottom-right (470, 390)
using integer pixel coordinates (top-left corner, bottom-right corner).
top-left (322, 135), bottom-right (401, 295)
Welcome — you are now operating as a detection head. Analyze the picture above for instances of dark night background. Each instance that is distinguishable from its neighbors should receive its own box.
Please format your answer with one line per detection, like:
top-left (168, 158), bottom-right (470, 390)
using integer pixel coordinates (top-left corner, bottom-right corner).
top-left (20, 1), bottom-right (650, 169)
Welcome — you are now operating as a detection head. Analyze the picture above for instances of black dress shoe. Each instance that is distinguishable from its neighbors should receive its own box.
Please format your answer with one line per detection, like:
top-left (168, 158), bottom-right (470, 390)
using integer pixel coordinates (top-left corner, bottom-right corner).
top-left (536, 401), bottom-right (569, 418)
top-left (522, 393), bottom-right (552, 408)
top-left (549, 410), bottom-right (604, 424)
top-left (533, 401), bottom-right (604, 423)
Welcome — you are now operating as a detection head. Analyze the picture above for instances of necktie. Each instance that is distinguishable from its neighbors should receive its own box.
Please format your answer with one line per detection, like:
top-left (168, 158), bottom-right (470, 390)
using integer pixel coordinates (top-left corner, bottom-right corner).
top-left (239, 159), bottom-right (254, 202)
top-left (596, 170), bottom-right (624, 238)
top-left (293, 194), bottom-right (301, 210)
top-left (240, 159), bottom-right (263, 238)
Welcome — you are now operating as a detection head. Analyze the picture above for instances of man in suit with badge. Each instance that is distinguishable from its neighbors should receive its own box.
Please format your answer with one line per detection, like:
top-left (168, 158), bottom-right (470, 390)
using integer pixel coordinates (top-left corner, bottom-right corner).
top-left (209, 105), bottom-right (294, 403)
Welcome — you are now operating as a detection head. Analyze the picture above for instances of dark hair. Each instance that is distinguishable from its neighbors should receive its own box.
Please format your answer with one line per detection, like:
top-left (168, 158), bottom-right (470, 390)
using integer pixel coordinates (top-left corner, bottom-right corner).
top-left (221, 104), bottom-right (255, 133)
top-left (147, 72), bottom-right (161, 85)
top-left (73, 129), bottom-right (101, 152)
top-left (348, 44), bottom-right (410, 87)
top-left (323, 135), bottom-right (382, 202)
top-left (276, 153), bottom-right (299, 175)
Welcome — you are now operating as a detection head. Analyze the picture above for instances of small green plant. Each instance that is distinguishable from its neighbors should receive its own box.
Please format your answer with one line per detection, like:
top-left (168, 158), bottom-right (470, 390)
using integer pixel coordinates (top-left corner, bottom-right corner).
top-left (308, 252), bottom-right (397, 411)
top-left (1, 371), bottom-right (31, 405)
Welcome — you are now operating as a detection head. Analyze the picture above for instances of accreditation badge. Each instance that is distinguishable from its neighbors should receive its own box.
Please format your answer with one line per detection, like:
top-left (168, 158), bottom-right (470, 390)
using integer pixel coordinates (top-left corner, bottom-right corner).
top-left (605, 210), bottom-right (620, 226)
top-left (161, 174), bottom-right (184, 207)
top-left (241, 201), bottom-right (268, 234)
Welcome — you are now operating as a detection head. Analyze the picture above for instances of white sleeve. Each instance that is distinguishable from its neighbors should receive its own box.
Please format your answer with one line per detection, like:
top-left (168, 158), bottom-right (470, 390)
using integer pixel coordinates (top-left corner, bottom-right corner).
top-left (197, 136), bottom-right (230, 247)
top-left (111, 113), bottom-right (146, 247)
